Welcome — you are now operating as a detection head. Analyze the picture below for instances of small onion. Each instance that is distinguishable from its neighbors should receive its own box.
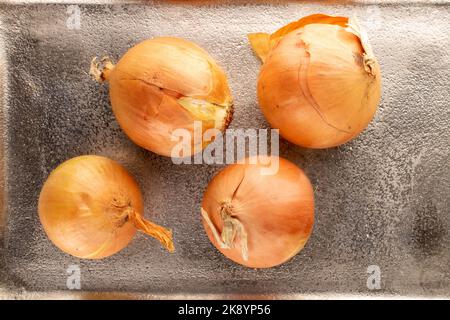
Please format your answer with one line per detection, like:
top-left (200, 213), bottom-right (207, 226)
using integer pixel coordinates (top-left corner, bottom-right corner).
top-left (201, 156), bottom-right (314, 268)
top-left (248, 14), bottom-right (381, 148)
top-left (90, 37), bottom-right (233, 157)
top-left (38, 155), bottom-right (174, 259)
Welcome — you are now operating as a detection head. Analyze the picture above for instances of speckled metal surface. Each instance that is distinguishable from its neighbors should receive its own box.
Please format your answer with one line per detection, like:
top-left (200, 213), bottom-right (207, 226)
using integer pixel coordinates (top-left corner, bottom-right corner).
top-left (0, 1), bottom-right (449, 299)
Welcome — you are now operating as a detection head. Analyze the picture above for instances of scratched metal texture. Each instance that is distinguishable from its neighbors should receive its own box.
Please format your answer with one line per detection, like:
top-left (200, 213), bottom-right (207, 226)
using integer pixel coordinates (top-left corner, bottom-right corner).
top-left (0, 1), bottom-right (449, 299)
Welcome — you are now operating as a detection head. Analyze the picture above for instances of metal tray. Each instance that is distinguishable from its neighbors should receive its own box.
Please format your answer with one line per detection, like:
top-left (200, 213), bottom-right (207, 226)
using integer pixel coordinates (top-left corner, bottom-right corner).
top-left (0, 0), bottom-right (449, 299)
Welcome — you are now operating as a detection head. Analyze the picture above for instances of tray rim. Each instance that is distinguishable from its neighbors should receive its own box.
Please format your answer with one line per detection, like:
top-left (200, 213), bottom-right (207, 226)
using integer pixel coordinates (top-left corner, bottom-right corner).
top-left (2, 289), bottom-right (448, 300)
top-left (1, 0), bottom-right (450, 5)
top-left (0, 0), bottom-right (449, 300)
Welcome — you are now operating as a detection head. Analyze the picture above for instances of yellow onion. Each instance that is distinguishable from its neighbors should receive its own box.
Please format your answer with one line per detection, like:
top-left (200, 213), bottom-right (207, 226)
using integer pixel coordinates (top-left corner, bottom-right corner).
top-left (201, 156), bottom-right (314, 268)
top-left (38, 155), bottom-right (174, 259)
top-left (90, 37), bottom-right (233, 157)
top-left (248, 14), bottom-right (381, 148)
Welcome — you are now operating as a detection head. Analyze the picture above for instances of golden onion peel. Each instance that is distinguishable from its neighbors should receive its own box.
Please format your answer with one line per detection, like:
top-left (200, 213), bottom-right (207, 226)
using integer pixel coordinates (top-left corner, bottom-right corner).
top-left (90, 37), bottom-right (233, 157)
top-left (38, 155), bottom-right (174, 259)
top-left (201, 156), bottom-right (314, 268)
top-left (248, 14), bottom-right (381, 148)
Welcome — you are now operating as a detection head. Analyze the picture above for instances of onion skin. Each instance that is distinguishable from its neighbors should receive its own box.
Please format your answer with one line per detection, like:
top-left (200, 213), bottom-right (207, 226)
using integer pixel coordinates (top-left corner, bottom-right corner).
top-left (249, 15), bottom-right (381, 148)
top-left (91, 37), bottom-right (233, 157)
top-left (38, 155), bottom-right (174, 259)
top-left (201, 156), bottom-right (314, 268)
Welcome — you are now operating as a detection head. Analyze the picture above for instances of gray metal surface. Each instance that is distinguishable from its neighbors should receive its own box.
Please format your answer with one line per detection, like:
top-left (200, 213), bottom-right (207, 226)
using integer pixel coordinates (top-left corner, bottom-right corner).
top-left (0, 1), bottom-right (449, 299)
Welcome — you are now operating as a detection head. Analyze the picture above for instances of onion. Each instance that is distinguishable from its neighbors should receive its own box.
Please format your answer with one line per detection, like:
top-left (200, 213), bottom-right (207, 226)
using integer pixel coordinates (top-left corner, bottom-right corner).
top-left (248, 14), bottom-right (381, 148)
top-left (90, 37), bottom-right (233, 157)
top-left (38, 155), bottom-right (174, 259)
top-left (201, 156), bottom-right (314, 268)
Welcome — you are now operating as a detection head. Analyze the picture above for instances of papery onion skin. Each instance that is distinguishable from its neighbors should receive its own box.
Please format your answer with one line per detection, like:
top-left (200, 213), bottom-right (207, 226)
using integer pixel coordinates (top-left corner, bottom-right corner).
top-left (38, 155), bottom-right (174, 259)
top-left (201, 156), bottom-right (314, 268)
top-left (91, 37), bottom-right (233, 157)
top-left (250, 15), bottom-right (381, 148)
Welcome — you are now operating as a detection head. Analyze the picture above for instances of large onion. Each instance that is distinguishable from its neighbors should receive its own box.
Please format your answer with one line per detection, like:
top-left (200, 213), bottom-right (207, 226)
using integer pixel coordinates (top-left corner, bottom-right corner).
top-left (201, 156), bottom-right (314, 268)
top-left (90, 37), bottom-right (233, 157)
top-left (38, 155), bottom-right (174, 259)
top-left (248, 14), bottom-right (381, 148)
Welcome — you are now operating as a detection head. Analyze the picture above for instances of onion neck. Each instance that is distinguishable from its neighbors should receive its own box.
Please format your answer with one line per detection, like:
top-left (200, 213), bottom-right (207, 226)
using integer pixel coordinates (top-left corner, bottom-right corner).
top-left (346, 16), bottom-right (377, 77)
top-left (90, 56), bottom-right (115, 83)
top-left (363, 55), bottom-right (377, 77)
top-left (120, 207), bottom-right (175, 253)
top-left (201, 203), bottom-right (248, 261)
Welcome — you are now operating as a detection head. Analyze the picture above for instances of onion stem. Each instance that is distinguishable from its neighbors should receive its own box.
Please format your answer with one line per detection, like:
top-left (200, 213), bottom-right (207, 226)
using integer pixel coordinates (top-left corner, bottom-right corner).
top-left (201, 208), bottom-right (228, 249)
top-left (201, 204), bottom-right (248, 261)
top-left (347, 16), bottom-right (377, 76)
top-left (125, 208), bottom-right (175, 253)
top-left (90, 56), bottom-right (115, 83)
